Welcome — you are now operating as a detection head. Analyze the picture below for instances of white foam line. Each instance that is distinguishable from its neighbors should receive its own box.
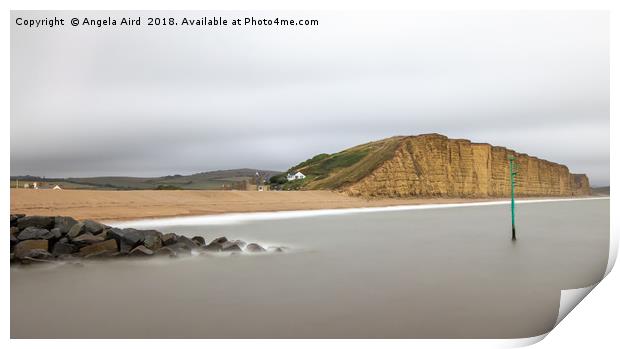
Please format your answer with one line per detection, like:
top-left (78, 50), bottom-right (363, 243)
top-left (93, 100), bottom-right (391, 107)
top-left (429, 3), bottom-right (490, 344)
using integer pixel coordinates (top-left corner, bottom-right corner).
top-left (108, 196), bottom-right (608, 228)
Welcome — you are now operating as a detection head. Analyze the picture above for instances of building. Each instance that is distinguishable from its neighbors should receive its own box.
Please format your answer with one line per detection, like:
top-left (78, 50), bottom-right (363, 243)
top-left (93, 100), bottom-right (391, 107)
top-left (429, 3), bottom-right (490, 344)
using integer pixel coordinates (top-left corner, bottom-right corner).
top-left (287, 172), bottom-right (306, 181)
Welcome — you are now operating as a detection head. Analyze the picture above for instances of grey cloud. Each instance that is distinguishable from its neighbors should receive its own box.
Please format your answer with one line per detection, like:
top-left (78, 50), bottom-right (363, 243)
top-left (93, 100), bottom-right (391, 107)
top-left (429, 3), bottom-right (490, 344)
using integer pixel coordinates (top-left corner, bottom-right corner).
top-left (11, 11), bottom-right (609, 185)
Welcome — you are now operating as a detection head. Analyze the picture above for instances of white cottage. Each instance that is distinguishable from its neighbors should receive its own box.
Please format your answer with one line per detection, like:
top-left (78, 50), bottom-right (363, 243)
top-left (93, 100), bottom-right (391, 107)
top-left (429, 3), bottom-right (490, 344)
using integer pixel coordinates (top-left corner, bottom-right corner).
top-left (287, 171), bottom-right (306, 181)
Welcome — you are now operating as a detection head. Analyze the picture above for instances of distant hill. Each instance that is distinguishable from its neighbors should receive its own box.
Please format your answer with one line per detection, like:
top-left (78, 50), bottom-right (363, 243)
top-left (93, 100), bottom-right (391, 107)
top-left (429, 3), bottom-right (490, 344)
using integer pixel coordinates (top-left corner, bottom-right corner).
top-left (11, 168), bottom-right (281, 190)
top-left (276, 134), bottom-right (591, 198)
top-left (591, 186), bottom-right (610, 196)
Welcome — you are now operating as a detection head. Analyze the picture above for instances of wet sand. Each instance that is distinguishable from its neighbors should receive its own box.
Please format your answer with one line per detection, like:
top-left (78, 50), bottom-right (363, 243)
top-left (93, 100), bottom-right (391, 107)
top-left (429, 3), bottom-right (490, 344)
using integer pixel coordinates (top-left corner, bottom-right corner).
top-left (10, 188), bottom-right (503, 221)
top-left (11, 198), bottom-right (609, 338)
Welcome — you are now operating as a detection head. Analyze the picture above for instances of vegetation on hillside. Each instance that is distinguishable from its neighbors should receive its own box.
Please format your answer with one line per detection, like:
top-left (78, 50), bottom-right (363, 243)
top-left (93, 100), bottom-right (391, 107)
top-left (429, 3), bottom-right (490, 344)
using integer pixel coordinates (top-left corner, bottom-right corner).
top-left (11, 168), bottom-right (282, 190)
top-left (278, 136), bottom-right (405, 191)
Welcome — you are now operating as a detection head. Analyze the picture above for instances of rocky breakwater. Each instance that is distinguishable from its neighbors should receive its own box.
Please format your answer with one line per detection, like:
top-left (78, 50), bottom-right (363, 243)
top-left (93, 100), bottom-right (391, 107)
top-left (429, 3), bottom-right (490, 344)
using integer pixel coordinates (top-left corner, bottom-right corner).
top-left (10, 214), bottom-right (281, 265)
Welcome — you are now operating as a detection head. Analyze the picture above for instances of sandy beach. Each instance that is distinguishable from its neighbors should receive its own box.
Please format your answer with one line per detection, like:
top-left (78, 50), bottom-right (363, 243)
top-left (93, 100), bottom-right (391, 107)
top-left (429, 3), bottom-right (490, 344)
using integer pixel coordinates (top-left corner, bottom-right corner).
top-left (9, 188), bottom-right (510, 221)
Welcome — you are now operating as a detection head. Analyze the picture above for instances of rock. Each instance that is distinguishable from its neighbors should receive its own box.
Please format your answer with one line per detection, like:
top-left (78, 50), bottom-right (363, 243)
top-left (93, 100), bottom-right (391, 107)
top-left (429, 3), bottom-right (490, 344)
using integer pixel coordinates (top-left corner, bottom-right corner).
top-left (164, 242), bottom-right (192, 255)
top-left (71, 232), bottom-right (105, 244)
top-left (176, 235), bottom-right (198, 250)
top-left (203, 242), bottom-right (222, 252)
top-left (129, 245), bottom-right (154, 257)
top-left (17, 227), bottom-right (52, 240)
top-left (67, 222), bottom-right (86, 239)
top-left (54, 216), bottom-right (78, 234)
top-left (11, 213), bottom-right (26, 226)
top-left (221, 241), bottom-right (242, 252)
top-left (107, 228), bottom-right (145, 253)
top-left (191, 236), bottom-right (206, 246)
top-left (20, 249), bottom-right (54, 263)
top-left (79, 239), bottom-right (117, 257)
top-left (10, 234), bottom-right (18, 253)
top-left (52, 241), bottom-right (78, 256)
top-left (268, 246), bottom-right (285, 253)
top-left (210, 236), bottom-right (228, 244)
top-left (14, 240), bottom-right (49, 259)
top-left (142, 230), bottom-right (163, 251)
top-left (16, 215), bottom-right (54, 230)
top-left (10, 227), bottom-right (19, 235)
top-left (49, 228), bottom-right (63, 239)
top-left (341, 134), bottom-right (591, 198)
top-left (83, 220), bottom-right (106, 234)
top-left (95, 231), bottom-right (108, 240)
top-left (245, 243), bottom-right (266, 253)
top-left (162, 233), bottom-right (178, 246)
top-left (232, 240), bottom-right (247, 248)
top-left (156, 246), bottom-right (178, 258)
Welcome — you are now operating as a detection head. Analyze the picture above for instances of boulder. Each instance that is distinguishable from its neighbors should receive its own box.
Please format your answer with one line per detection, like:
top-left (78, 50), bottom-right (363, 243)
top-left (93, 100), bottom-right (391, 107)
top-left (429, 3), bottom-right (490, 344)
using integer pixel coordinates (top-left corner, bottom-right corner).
top-left (11, 213), bottom-right (26, 226)
top-left (52, 241), bottom-right (78, 256)
top-left (16, 227), bottom-right (44, 240)
top-left (49, 228), bottom-right (63, 239)
top-left (79, 239), bottom-right (118, 257)
top-left (142, 230), bottom-right (163, 251)
top-left (16, 215), bottom-right (54, 230)
top-left (191, 236), bottom-right (206, 246)
top-left (10, 234), bottom-right (18, 246)
top-left (232, 240), bottom-right (247, 249)
top-left (17, 227), bottom-right (53, 240)
top-left (10, 227), bottom-right (19, 235)
top-left (176, 236), bottom-right (198, 250)
top-left (203, 242), bottom-right (222, 252)
top-left (54, 216), bottom-right (78, 234)
top-left (129, 245), bottom-right (154, 257)
top-left (221, 241), bottom-right (242, 252)
top-left (268, 246), bottom-right (285, 253)
top-left (161, 233), bottom-right (178, 246)
top-left (164, 242), bottom-right (192, 255)
top-left (156, 246), bottom-right (178, 258)
top-left (67, 222), bottom-right (86, 239)
top-left (95, 231), bottom-right (108, 240)
top-left (107, 228), bottom-right (145, 253)
top-left (245, 243), bottom-right (266, 253)
top-left (210, 236), bottom-right (228, 244)
top-left (71, 232), bottom-right (105, 244)
top-left (14, 240), bottom-right (49, 259)
top-left (20, 249), bottom-right (54, 263)
top-left (83, 220), bottom-right (106, 234)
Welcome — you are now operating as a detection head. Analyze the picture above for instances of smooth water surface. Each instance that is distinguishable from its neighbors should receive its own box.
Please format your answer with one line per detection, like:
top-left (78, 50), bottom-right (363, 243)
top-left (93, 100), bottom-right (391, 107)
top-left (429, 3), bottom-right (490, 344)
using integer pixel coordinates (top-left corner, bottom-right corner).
top-left (11, 199), bottom-right (609, 338)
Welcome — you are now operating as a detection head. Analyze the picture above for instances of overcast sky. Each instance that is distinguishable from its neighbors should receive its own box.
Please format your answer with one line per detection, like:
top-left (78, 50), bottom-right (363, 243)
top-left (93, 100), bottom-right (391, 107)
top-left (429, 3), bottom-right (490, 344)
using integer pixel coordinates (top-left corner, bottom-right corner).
top-left (11, 11), bottom-right (609, 185)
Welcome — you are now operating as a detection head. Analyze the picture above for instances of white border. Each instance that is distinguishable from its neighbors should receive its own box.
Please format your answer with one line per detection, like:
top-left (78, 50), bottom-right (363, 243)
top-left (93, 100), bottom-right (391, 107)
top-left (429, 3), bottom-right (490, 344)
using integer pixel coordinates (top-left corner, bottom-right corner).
top-left (4, 1), bottom-right (616, 348)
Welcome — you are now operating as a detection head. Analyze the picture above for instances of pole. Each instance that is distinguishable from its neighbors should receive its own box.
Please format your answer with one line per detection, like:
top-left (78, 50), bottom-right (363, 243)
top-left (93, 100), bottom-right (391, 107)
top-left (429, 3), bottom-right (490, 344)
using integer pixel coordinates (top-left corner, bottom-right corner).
top-left (509, 156), bottom-right (517, 240)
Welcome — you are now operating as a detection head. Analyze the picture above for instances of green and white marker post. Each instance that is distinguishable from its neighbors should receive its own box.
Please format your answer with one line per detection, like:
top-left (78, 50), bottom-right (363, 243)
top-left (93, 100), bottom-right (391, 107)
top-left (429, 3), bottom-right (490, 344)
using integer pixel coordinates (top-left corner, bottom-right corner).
top-left (509, 156), bottom-right (517, 241)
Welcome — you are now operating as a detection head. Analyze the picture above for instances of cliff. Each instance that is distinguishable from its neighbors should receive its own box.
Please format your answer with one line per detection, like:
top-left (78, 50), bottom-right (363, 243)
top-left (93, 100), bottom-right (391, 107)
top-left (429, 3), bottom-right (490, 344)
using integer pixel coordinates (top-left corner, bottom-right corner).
top-left (290, 134), bottom-right (590, 198)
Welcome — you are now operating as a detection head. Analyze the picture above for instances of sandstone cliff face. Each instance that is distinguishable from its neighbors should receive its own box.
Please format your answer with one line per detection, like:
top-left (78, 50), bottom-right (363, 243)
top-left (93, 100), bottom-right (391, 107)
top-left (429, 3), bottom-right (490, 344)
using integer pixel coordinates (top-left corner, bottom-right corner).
top-left (344, 134), bottom-right (590, 198)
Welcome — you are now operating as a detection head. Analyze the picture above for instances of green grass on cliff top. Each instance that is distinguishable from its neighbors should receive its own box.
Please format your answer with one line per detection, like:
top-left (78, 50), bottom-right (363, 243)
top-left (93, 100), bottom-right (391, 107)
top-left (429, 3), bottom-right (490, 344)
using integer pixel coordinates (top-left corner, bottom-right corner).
top-left (287, 136), bottom-right (405, 190)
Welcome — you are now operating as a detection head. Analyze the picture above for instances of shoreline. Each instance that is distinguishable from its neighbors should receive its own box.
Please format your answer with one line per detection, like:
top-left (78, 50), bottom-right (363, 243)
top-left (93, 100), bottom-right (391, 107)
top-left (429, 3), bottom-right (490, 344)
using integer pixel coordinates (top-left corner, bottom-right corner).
top-left (10, 188), bottom-right (602, 222)
top-left (111, 196), bottom-right (609, 228)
